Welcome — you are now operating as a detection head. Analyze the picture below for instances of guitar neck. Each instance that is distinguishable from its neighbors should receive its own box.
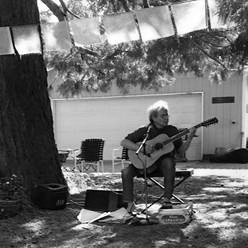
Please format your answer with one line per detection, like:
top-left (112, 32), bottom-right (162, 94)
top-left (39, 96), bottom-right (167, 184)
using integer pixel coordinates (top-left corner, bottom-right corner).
top-left (160, 117), bottom-right (218, 147)
top-left (163, 122), bottom-right (204, 146)
top-left (163, 128), bottom-right (189, 146)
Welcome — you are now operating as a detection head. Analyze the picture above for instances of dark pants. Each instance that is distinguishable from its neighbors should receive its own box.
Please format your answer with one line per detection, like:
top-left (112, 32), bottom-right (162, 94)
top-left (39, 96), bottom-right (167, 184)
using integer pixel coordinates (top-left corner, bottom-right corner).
top-left (121, 157), bottom-right (176, 203)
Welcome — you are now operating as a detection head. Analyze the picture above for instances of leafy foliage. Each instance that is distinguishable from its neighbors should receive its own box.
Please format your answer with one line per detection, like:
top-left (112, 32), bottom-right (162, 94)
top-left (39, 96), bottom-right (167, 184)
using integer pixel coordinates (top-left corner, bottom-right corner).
top-left (41, 0), bottom-right (248, 97)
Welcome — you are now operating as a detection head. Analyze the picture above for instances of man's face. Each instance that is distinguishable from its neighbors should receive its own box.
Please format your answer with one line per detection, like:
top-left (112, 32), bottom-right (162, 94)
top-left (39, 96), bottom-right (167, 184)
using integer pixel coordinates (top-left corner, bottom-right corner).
top-left (153, 108), bottom-right (169, 129)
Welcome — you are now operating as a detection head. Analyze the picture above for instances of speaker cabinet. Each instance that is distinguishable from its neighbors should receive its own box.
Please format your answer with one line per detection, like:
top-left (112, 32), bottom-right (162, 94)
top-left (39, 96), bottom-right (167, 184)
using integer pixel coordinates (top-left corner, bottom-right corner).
top-left (32, 183), bottom-right (68, 210)
top-left (85, 189), bottom-right (123, 211)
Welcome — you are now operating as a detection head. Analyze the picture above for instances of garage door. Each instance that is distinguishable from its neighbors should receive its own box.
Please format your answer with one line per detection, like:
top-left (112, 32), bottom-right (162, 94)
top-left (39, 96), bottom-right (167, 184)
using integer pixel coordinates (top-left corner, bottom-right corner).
top-left (53, 93), bottom-right (203, 160)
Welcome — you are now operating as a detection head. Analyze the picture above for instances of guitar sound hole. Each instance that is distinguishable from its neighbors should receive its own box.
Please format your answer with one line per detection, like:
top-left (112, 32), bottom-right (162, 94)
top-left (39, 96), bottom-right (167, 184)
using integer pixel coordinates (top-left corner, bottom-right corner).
top-left (154, 143), bottom-right (163, 150)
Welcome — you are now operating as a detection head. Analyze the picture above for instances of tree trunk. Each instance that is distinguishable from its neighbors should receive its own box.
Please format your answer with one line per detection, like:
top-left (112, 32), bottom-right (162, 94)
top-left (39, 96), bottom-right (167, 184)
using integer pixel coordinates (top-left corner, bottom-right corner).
top-left (0, 0), bottom-right (66, 195)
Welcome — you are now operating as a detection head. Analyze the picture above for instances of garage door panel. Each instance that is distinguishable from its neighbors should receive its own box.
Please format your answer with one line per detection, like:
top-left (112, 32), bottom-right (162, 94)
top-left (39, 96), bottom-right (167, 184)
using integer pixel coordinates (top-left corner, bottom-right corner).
top-left (54, 93), bottom-right (203, 160)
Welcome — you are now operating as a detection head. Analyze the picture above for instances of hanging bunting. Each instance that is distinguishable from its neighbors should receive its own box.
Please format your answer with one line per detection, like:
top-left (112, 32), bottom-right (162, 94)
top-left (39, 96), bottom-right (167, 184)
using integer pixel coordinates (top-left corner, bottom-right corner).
top-left (103, 12), bottom-right (140, 45)
top-left (0, 27), bottom-right (15, 55)
top-left (135, 5), bottom-right (174, 42)
top-left (41, 21), bottom-right (72, 52)
top-left (207, 0), bottom-right (231, 29)
top-left (172, 0), bottom-right (207, 35)
top-left (70, 17), bottom-right (102, 46)
top-left (0, 0), bottom-right (233, 57)
top-left (12, 25), bottom-right (41, 55)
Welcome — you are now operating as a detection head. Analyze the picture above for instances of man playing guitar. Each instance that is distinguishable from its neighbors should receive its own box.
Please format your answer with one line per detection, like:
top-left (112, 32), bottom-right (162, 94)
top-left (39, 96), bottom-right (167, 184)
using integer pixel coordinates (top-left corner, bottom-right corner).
top-left (121, 100), bottom-right (197, 213)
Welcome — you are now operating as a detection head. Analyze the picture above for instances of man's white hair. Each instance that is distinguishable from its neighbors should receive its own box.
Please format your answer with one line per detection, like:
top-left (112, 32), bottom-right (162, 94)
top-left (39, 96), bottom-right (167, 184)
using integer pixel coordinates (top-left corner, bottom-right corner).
top-left (147, 100), bottom-right (169, 122)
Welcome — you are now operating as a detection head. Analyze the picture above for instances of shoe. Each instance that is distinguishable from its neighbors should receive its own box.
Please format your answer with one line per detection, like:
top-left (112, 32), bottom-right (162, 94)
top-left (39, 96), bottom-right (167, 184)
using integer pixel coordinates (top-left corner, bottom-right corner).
top-left (160, 199), bottom-right (173, 209)
top-left (126, 202), bottom-right (137, 214)
top-left (122, 213), bottom-right (134, 224)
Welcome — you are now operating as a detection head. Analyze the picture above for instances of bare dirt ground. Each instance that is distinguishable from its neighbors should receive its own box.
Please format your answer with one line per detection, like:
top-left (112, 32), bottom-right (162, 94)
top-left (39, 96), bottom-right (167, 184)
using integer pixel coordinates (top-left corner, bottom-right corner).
top-left (1, 161), bottom-right (248, 248)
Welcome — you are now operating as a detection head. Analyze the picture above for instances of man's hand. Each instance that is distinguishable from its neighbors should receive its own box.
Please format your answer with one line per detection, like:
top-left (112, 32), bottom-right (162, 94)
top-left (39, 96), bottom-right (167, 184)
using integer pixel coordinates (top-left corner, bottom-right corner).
top-left (188, 127), bottom-right (197, 140)
top-left (178, 127), bottom-right (197, 157)
top-left (144, 144), bottom-right (153, 155)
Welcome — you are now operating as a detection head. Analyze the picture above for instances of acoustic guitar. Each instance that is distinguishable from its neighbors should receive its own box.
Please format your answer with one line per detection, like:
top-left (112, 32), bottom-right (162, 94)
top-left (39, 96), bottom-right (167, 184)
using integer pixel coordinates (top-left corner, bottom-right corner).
top-left (128, 117), bottom-right (218, 169)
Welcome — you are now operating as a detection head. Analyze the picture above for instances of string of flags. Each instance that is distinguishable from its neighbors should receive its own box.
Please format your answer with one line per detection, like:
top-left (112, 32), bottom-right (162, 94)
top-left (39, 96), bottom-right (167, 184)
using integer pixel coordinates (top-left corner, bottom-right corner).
top-left (0, 0), bottom-right (232, 56)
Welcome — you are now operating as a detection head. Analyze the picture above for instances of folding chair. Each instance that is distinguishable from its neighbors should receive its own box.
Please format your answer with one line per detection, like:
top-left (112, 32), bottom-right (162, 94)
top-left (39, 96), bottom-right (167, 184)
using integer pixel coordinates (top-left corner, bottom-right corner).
top-left (59, 149), bottom-right (80, 171)
top-left (112, 147), bottom-right (130, 172)
top-left (76, 138), bottom-right (105, 172)
top-left (137, 168), bottom-right (194, 210)
top-left (58, 150), bottom-right (69, 164)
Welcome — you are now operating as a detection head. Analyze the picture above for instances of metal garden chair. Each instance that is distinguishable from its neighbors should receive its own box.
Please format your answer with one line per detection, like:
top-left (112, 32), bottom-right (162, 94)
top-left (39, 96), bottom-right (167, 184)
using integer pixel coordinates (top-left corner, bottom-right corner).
top-left (112, 147), bottom-right (130, 172)
top-left (76, 138), bottom-right (105, 172)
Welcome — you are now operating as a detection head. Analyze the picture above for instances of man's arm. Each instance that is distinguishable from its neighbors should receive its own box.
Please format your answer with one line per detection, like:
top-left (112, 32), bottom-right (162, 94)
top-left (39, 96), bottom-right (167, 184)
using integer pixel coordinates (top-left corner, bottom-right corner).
top-left (120, 126), bottom-right (148, 152)
top-left (120, 139), bottom-right (140, 152)
top-left (177, 127), bottom-right (197, 157)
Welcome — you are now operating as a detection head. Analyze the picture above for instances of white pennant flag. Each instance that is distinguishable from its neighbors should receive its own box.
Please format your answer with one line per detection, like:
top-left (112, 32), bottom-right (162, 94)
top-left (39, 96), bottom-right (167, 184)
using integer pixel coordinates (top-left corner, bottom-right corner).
top-left (70, 17), bottom-right (102, 46)
top-left (12, 25), bottom-right (41, 55)
top-left (41, 21), bottom-right (72, 52)
top-left (135, 5), bottom-right (174, 42)
top-left (172, 0), bottom-right (207, 35)
top-left (103, 12), bottom-right (140, 45)
top-left (0, 27), bottom-right (14, 55)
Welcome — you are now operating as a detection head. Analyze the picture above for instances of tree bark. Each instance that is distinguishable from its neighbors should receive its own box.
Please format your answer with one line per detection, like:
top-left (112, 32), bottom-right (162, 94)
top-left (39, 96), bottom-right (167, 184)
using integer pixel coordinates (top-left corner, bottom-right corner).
top-left (0, 0), bottom-right (66, 195)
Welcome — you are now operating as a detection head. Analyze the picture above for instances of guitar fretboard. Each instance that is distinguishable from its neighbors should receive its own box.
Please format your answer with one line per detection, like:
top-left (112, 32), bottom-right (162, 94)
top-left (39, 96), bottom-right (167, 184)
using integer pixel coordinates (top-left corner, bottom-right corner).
top-left (163, 128), bottom-right (189, 146)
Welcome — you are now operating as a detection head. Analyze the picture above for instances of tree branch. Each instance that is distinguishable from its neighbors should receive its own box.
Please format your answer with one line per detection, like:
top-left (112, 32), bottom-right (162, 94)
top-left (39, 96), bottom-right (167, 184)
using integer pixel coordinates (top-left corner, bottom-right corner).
top-left (193, 40), bottom-right (228, 70)
top-left (143, 0), bottom-right (150, 8)
top-left (119, 0), bottom-right (130, 12)
top-left (104, 48), bottom-right (123, 60)
top-left (41, 0), bottom-right (65, 21)
top-left (77, 46), bottom-right (99, 57)
top-left (58, 0), bottom-right (80, 19)
top-left (42, 0), bottom-right (98, 57)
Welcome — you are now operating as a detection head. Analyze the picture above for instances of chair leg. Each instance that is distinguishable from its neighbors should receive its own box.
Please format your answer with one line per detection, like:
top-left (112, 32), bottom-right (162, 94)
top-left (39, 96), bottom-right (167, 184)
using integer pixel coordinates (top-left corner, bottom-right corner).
top-left (148, 178), bottom-right (185, 204)
top-left (80, 161), bottom-right (84, 173)
top-left (75, 161), bottom-right (80, 172)
top-left (73, 157), bottom-right (80, 171)
top-left (172, 194), bottom-right (184, 204)
top-left (112, 160), bottom-right (115, 173)
top-left (121, 160), bottom-right (124, 170)
top-left (101, 160), bottom-right (104, 172)
top-left (73, 156), bottom-right (77, 168)
top-left (96, 161), bottom-right (100, 173)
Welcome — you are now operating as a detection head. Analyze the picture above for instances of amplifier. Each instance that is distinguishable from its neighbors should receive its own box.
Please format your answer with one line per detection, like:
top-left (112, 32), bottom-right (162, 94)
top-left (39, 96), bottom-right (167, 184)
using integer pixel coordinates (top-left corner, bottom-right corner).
top-left (85, 189), bottom-right (124, 212)
top-left (32, 183), bottom-right (68, 210)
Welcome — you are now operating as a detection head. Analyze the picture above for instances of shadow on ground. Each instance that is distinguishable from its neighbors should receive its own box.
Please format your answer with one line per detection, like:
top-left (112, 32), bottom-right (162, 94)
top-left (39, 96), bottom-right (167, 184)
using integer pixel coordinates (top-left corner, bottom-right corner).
top-left (1, 169), bottom-right (248, 248)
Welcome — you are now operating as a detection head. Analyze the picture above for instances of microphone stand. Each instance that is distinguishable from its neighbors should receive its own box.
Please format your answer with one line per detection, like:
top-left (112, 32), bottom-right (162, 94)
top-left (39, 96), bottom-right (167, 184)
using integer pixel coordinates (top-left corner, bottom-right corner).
top-left (135, 126), bottom-right (151, 224)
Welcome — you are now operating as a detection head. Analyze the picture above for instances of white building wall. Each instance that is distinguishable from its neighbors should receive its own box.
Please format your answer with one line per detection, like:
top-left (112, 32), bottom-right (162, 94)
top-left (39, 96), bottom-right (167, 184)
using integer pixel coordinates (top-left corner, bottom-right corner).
top-left (52, 93), bottom-right (203, 160)
top-left (122, 73), bottom-right (244, 154)
top-left (50, 71), bottom-right (244, 157)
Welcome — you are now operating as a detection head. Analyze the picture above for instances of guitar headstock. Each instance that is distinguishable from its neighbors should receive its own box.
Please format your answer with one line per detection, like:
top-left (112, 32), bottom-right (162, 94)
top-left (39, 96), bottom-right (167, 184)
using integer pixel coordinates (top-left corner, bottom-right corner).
top-left (201, 117), bottom-right (218, 127)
